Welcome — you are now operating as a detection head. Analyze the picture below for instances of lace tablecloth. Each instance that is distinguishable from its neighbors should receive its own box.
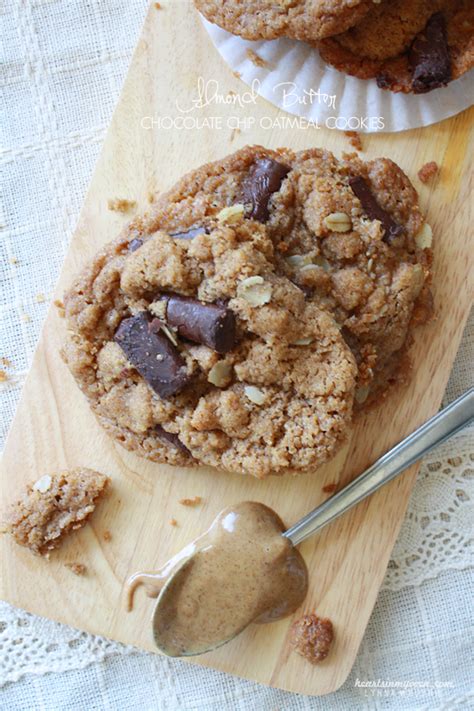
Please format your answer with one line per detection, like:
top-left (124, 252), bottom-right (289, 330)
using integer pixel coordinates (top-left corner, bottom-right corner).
top-left (1, 1), bottom-right (473, 708)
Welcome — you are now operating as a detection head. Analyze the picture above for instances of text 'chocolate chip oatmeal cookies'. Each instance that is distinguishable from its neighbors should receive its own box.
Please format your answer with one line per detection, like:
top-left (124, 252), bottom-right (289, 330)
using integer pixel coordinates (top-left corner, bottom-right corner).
top-left (63, 146), bottom-right (433, 478)
top-left (194, 0), bottom-right (378, 42)
top-left (318, 0), bottom-right (474, 93)
top-left (5, 468), bottom-right (109, 557)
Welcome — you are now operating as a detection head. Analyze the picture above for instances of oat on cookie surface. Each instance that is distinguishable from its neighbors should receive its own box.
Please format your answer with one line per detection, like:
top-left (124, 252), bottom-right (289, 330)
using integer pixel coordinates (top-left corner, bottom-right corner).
top-left (318, 0), bottom-right (474, 93)
top-left (63, 145), bottom-right (432, 477)
top-left (5, 468), bottom-right (109, 556)
top-left (194, 0), bottom-right (376, 42)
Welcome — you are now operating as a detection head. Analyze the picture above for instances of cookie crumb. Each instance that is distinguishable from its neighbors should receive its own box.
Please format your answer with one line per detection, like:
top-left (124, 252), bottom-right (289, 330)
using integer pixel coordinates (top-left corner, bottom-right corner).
top-left (230, 127), bottom-right (241, 142)
top-left (1, 358), bottom-right (11, 367)
top-left (9, 257), bottom-right (19, 265)
top-left (322, 483), bottom-right (337, 494)
top-left (35, 293), bottom-right (46, 304)
top-left (6, 468), bottom-right (110, 556)
top-left (103, 530), bottom-right (112, 542)
top-left (232, 70), bottom-right (242, 79)
top-left (418, 161), bottom-right (439, 184)
top-left (179, 496), bottom-right (202, 507)
top-left (290, 613), bottom-right (334, 664)
top-left (154, 1), bottom-right (162, 8)
top-left (169, 518), bottom-right (178, 526)
top-left (107, 198), bottom-right (137, 213)
top-left (147, 192), bottom-right (156, 204)
top-left (246, 49), bottom-right (267, 68)
top-left (345, 131), bottom-right (362, 151)
top-left (54, 299), bottom-right (66, 318)
top-left (0, 370), bottom-right (8, 383)
top-left (65, 562), bottom-right (87, 576)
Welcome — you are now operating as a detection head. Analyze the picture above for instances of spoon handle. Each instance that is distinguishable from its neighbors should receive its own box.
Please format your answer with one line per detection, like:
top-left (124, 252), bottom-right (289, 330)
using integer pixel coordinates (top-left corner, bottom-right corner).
top-left (284, 387), bottom-right (474, 547)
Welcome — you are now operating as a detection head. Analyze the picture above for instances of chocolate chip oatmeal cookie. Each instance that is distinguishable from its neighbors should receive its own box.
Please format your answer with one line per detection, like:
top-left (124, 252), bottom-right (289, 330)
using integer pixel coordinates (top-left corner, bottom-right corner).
top-left (63, 146), bottom-right (432, 477)
top-left (318, 0), bottom-right (474, 93)
top-left (194, 0), bottom-right (377, 42)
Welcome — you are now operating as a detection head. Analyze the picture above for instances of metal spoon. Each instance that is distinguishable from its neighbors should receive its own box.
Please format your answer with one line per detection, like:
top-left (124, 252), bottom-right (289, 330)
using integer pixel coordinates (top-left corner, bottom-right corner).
top-left (152, 387), bottom-right (474, 655)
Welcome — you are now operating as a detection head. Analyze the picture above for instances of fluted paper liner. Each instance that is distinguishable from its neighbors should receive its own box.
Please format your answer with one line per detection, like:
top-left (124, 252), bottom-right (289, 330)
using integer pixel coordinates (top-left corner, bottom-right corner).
top-left (202, 18), bottom-right (474, 133)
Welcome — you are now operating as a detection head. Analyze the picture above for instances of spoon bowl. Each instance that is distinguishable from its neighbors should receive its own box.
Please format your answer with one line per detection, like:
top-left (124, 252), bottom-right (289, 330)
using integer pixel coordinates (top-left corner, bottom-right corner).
top-left (152, 557), bottom-right (255, 656)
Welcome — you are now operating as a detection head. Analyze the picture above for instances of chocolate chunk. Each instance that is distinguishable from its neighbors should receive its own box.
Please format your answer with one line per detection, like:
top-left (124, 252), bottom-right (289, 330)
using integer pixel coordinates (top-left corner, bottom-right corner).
top-left (291, 279), bottom-right (314, 299)
top-left (160, 294), bottom-right (236, 354)
top-left (128, 238), bottom-right (144, 252)
top-left (375, 73), bottom-right (392, 90)
top-left (114, 312), bottom-right (191, 398)
top-left (170, 226), bottom-right (207, 240)
top-left (409, 13), bottom-right (451, 94)
top-left (242, 158), bottom-right (290, 222)
top-left (349, 176), bottom-right (404, 243)
top-left (155, 425), bottom-right (190, 455)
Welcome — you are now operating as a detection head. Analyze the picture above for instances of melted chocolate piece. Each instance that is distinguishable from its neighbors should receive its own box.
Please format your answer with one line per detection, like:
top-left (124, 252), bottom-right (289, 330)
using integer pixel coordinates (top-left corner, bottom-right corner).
top-left (170, 226), bottom-right (207, 240)
top-left (114, 312), bottom-right (191, 398)
top-left (349, 176), bottom-right (404, 243)
top-left (160, 294), bottom-right (236, 354)
top-left (155, 425), bottom-right (190, 455)
top-left (242, 158), bottom-right (290, 222)
top-left (128, 238), bottom-right (143, 252)
top-left (409, 13), bottom-right (451, 94)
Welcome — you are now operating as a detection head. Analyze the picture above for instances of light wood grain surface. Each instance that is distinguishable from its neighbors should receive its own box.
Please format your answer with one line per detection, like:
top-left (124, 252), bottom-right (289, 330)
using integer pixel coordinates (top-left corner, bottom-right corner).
top-left (1, 0), bottom-right (472, 696)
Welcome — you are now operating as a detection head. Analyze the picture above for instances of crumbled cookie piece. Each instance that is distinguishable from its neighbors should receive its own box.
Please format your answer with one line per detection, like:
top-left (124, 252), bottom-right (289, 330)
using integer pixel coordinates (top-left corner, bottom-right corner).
top-left (154, 1), bottom-right (162, 8)
top-left (5, 468), bottom-right (110, 556)
top-left (9, 257), bottom-right (19, 265)
top-left (179, 496), bottom-right (202, 507)
top-left (65, 562), bottom-right (87, 576)
top-left (290, 613), bottom-right (334, 663)
top-left (0, 370), bottom-right (8, 383)
top-left (345, 131), bottom-right (363, 151)
top-left (322, 483), bottom-right (337, 493)
top-left (54, 299), bottom-right (66, 318)
top-left (107, 198), bottom-right (137, 213)
top-left (246, 49), bottom-right (268, 68)
top-left (103, 529), bottom-right (112, 541)
top-left (35, 293), bottom-right (46, 303)
top-left (169, 518), bottom-right (178, 526)
top-left (418, 161), bottom-right (439, 183)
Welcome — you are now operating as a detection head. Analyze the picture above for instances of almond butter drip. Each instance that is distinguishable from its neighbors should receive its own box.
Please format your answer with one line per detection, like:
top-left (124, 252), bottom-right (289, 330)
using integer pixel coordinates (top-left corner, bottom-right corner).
top-left (125, 502), bottom-right (308, 656)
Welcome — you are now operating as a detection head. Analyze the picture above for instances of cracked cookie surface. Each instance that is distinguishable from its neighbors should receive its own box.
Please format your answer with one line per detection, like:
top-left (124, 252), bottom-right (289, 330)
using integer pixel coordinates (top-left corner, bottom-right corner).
top-left (318, 0), bottom-right (474, 92)
top-left (63, 146), bottom-right (432, 478)
top-left (194, 0), bottom-right (377, 42)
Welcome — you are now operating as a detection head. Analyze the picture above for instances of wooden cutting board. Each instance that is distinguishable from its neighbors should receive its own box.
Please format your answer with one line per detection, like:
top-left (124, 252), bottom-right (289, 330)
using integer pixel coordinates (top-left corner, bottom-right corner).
top-left (1, 0), bottom-right (472, 696)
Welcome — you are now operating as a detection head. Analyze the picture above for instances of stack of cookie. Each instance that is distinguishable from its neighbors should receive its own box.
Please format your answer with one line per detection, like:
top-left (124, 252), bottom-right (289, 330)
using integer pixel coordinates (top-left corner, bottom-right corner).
top-left (63, 146), bottom-right (433, 478)
top-left (195, 0), bottom-right (474, 93)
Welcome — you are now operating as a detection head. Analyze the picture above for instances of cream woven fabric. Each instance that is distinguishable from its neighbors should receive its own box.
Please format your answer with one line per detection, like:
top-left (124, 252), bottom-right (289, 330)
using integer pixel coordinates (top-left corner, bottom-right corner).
top-left (1, 1), bottom-right (473, 708)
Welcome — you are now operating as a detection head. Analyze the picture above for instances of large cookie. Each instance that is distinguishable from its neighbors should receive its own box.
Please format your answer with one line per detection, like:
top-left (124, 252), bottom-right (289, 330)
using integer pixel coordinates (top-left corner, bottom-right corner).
top-left (194, 0), bottom-right (377, 42)
top-left (63, 146), bottom-right (432, 478)
top-left (318, 0), bottom-right (474, 93)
